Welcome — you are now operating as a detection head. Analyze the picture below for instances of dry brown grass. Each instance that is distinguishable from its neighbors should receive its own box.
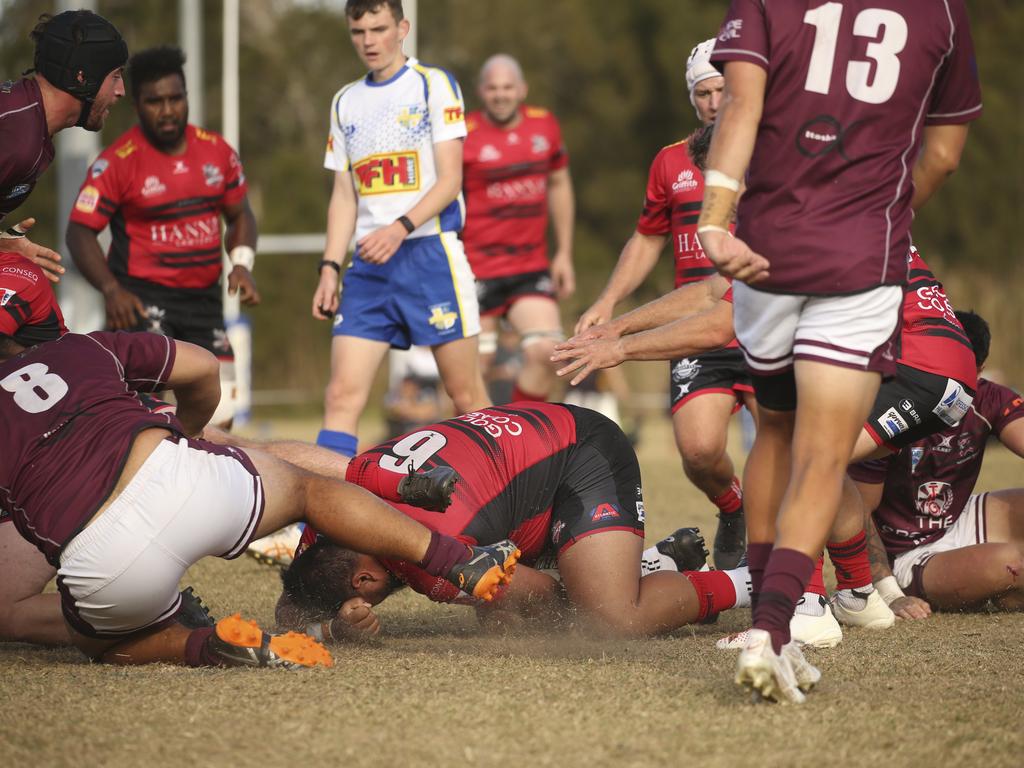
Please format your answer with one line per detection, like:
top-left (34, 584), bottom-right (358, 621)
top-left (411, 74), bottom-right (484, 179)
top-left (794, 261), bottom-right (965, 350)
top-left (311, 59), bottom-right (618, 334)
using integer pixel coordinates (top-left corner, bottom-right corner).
top-left (1, 418), bottom-right (1022, 767)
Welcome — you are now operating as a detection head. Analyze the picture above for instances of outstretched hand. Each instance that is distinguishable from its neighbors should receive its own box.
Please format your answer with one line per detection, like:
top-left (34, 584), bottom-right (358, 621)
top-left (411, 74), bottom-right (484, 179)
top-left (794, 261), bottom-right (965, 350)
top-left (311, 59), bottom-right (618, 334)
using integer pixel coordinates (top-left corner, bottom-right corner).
top-left (2, 218), bottom-right (65, 282)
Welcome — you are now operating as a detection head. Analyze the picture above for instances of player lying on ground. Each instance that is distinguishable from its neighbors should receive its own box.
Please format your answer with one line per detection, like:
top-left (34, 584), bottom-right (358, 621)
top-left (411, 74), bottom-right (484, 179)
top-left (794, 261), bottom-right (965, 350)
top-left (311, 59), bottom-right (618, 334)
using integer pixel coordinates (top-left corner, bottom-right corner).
top-left (0, 331), bottom-right (517, 668)
top-left (259, 403), bottom-right (762, 639)
top-left (852, 312), bottom-right (1024, 616)
top-left (554, 123), bottom-right (977, 644)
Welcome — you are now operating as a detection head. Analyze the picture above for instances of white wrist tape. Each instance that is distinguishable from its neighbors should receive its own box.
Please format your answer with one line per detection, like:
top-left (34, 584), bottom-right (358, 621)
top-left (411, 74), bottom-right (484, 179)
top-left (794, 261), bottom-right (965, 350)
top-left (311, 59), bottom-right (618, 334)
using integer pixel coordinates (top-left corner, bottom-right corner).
top-left (229, 245), bottom-right (256, 271)
top-left (1, 225), bottom-right (28, 239)
top-left (704, 169), bottom-right (741, 191)
top-left (696, 225), bottom-right (730, 236)
top-left (876, 575), bottom-right (905, 606)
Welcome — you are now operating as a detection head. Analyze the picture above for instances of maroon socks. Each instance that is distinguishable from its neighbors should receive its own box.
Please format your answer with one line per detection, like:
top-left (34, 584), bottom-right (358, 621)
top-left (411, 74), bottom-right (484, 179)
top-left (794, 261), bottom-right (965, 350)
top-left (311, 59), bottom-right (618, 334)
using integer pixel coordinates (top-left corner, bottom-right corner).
top-left (419, 530), bottom-right (471, 576)
top-left (753, 548), bottom-right (816, 653)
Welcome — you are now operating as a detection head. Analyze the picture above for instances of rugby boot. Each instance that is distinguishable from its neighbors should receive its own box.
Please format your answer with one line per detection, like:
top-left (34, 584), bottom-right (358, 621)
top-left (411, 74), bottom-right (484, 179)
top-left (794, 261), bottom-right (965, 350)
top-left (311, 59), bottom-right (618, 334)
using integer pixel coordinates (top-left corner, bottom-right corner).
top-left (398, 465), bottom-right (460, 512)
top-left (780, 640), bottom-right (822, 693)
top-left (735, 628), bottom-right (807, 705)
top-left (177, 586), bottom-right (216, 629)
top-left (716, 598), bottom-right (842, 650)
top-left (655, 527), bottom-right (710, 572)
top-left (713, 507), bottom-right (746, 570)
top-left (246, 523), bottom-right (302, 568)
top-left (448, 539), bottom-right (520, 601)
top-left (831, 588), bottom-right (895, 630)
top-left (206, 614), bottom-right (333, 669)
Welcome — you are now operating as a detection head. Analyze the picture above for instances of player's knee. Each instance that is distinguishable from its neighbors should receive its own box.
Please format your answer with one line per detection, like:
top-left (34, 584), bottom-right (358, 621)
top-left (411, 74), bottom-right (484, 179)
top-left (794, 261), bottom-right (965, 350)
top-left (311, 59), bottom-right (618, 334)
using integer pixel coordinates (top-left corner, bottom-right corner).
top-left (995, 544), bottom-right (1024, 591)
top-left (676, 435), bottom-right (727, 475)
top-left (323, 378), bottom-right (367, 414)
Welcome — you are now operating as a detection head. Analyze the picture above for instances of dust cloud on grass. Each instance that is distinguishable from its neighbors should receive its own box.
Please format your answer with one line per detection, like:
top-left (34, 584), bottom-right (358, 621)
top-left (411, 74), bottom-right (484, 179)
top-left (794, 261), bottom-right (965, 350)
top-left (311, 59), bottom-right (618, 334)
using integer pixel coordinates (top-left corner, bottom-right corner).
top-left (1, 419), bottom-right (1021, 767)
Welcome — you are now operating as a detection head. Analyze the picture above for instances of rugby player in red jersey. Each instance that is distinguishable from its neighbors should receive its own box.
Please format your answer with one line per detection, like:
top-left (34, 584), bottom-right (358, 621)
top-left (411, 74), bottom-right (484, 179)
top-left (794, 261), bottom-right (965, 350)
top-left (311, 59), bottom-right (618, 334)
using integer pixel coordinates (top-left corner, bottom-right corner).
top-left (574, 41), bottom-right (749, 572)
top-left (1, 10), bottom-right (127, 283)
top-left (0, 331), bottom-right (517, 667)
top-left (462, 54), bottom-right (575, 404)
top-left (853, 312), bottom-right (1024, 617)
top-left (66, 46), bottom-right (259, 425)
top-left (273, 403), bottom-right (762, 641)
top-left (701, 1), bottom-right (981, 701)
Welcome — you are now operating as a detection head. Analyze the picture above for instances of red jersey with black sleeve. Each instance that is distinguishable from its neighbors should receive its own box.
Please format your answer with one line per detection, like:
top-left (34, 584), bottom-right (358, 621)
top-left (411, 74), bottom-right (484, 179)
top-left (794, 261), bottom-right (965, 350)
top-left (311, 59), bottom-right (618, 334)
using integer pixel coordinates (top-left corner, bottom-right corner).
top-left (68, 124), bottom-right (247, 294)
top-left (0, 331), bottom-right (181, 565)
top-left (0, 78), bottom-right (54, 222)
top-left (711, 0), bottom-right (982, 295)
top-left (898, 247), bottom-right (976, 387)
top-left (461, 107), bottom-right (569, 279)
top-left (300, 403), bottom-right (581, 604)
top-left (849, 379), bottom-right (1024, 557)
top-left (0, 253), bottom-right (67, 346)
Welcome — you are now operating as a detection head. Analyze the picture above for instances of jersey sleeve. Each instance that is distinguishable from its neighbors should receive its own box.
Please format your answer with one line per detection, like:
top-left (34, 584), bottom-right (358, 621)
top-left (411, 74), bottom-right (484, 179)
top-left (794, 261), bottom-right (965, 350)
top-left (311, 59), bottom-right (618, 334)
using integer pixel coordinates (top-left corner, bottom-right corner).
top-left (979, 381), bottom-right (1024, 436)
top-left (0, 259), bottom-right (47, 336)
top-left (324, 88), bottom-right (351, 173)
top-left (67, 148), bottom-right (123, 231)
top-left (89, 331), bottom-right (177, 392)
top-left (710, 0), bottom-right (769, 71)
top-left (847, 456), bottom-right (892, 485)
top-left (635, 149), bottom-right (671, 236)
top-left (548, 115), bottom-right (569, 172)
top-left (426, 67), bottom-right (467, 144)
top-left (222, 142), bottom-right (248, 207)
top-left (925, 1), bottom-right (983, 125)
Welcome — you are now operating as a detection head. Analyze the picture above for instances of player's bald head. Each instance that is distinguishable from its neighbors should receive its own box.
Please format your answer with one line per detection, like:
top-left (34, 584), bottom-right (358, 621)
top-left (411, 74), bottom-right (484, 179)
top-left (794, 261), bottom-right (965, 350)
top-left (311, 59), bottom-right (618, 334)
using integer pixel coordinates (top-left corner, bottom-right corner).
top-left (478, 54), bottom-right (525, 87)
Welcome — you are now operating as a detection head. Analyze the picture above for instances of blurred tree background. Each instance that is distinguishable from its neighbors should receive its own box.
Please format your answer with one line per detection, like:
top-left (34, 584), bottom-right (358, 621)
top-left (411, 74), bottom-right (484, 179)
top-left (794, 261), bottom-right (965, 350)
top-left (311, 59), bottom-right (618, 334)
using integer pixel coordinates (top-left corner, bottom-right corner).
top-left (2, 0), bottom-right (1021, 405)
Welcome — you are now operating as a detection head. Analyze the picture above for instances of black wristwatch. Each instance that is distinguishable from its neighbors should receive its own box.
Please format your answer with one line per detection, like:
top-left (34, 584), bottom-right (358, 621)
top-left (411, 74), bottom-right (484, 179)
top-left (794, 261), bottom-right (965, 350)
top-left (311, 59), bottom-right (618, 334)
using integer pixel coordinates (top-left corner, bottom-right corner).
top-left (318, 260), bottom-right (341, 275)
top-left (396, 215), bottom-right (416, 234)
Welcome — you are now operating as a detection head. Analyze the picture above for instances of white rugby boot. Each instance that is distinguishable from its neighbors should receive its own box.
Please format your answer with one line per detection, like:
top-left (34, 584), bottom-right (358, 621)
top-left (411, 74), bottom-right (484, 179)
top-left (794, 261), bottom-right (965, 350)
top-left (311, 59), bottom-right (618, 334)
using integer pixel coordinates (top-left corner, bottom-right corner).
top-left (780, 641), bottom-right (821, 692)
top-left (832, 588), bottom-right (896, 629)
top-left (790, 595), bottom-right (844, 648)
top-left (735, 629), bottom-right (808, 704)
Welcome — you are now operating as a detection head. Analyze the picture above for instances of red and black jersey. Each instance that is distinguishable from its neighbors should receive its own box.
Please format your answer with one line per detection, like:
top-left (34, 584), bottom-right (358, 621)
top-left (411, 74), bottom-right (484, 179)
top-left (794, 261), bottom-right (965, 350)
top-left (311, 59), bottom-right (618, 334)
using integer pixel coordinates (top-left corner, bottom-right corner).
top-left (898, 248), bottom-right (975, 387)
top-left (0, 78), bottom-right (54, 222)
top-left (69, 124), bottom-right (247, 294)
top-left (0, 253), bottom-right (66, 346)
top-left (850, 379), bottom-right (1024, 557)
top-left (462, 107), bottom-right (568, 279)
top-left (0, 332), bottom-right (182, 565)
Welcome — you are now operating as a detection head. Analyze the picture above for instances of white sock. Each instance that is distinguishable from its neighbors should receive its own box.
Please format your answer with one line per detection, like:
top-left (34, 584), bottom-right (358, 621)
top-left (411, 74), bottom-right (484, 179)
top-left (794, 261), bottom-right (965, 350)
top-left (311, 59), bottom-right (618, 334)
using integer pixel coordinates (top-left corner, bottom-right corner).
top-left (725, 566), bottom-right (751, 608)
top-left (835, 587), bottom-right (870, 611)
top-left (794, 592), bottom-right (826, 617)
top-left (641, 546), bottom-right (677, 576)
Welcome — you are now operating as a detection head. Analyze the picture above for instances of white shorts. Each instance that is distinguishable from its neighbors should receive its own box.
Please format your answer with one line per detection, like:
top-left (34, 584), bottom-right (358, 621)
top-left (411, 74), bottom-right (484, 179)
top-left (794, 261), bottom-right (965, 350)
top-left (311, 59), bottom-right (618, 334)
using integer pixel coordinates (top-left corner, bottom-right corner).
top-left (57, 437), bottom-right (264, 638)
top-left (732, 282), bottom-right (902, 374)
top-left (892, 493), bottom-right (989, 590)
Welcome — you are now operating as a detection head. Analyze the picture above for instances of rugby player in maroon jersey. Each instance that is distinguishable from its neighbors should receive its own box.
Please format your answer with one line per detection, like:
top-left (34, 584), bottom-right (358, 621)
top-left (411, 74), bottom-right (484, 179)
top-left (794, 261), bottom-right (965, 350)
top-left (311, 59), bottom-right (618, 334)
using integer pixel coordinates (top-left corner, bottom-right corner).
top-left (852, 312), bottom-right (1024, 617)
top-left (700, 1), bottom-right (981, 701)
top-left (1, 10), bottom-right (127, 283)
top-left (574, 41), bottom-right (750, 572)
top-left (66, 46), bottom-right (259, 425)
top-left (0, 332), bottom-right (517, 667)
top-left (270, 403), bottom-right (759, 641)
top-left (462, 54), bottom-right (575, 403)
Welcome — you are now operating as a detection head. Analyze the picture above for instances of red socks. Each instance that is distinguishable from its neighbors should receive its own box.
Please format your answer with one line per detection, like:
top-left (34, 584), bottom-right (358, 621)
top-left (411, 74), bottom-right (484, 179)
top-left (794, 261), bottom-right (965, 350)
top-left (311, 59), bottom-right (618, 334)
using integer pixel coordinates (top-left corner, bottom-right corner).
top-left (344, 454), bottom-right (404, 503)
top-left (827, 531), bottom-right (873, 590)
top-left (806, 556), bottom-right (827, 597)
top-left (684, 569), bottom-right (739, 621)
top-left (184, 627), bottom-right (218, 667)
top-left (710, 477), bottom-right (743, 515)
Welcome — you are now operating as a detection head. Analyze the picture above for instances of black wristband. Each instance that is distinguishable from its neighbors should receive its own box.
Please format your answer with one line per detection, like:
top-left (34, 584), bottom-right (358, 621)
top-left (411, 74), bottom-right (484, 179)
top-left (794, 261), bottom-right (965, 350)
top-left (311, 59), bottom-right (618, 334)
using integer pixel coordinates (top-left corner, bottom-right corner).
top-left (318, 260), bottom-right (341, 275)
top-left (397, 215), bottom-right (416, 234)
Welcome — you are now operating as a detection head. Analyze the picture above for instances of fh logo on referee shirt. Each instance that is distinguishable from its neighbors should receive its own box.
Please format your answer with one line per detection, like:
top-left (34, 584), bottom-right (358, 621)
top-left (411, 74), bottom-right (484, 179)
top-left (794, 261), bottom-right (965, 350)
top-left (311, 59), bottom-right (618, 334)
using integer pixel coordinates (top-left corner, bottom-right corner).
top-left (353, 151), bottom-right (420, 195)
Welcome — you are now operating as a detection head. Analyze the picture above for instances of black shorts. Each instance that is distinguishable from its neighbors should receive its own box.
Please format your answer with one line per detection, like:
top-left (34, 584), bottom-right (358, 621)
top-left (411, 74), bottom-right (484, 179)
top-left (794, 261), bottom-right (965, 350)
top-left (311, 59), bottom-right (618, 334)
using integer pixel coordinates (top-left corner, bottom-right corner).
top-left (546, 405), bottom-right (646, 555)
top-left (864, 363), bottom-right (975, 451)
top-left (669, 348), bottom-right (752, 413)
top-left (119, 279), bottom-right (234, 361)
top-left (477, 270), bottom-right (556, 317)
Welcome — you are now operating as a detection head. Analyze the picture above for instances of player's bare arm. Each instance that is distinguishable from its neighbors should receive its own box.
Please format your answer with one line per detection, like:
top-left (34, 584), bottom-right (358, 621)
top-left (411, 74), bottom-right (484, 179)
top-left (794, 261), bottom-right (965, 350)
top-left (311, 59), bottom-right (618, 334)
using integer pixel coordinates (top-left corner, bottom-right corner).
top-left (547, 166), bottom-right (576, 299)
top-left (1, 218), bottom-right (64, 282)
top-left (66, 220), bottom-right (145, 329)
top-left (554, 298), bottom-right (734, 386)
top-left (995, 415), bottom-right (1024, 459)
top-left (911, 124), bottom-right (970, 211)
top-left (313, 169), bottom-right (358, 319)
top-left (356, 138), bottom-right (463, 265)
top-left (858, 480), bottom-right (931, 620)
top-left (698, 61), bottom-right (768, 284)
top-left (575, 230), bottom-right (665, 334)
top-left (223, 197), bottom-right (261, 306)
top-left (165, 340), bottom-right (222, 436)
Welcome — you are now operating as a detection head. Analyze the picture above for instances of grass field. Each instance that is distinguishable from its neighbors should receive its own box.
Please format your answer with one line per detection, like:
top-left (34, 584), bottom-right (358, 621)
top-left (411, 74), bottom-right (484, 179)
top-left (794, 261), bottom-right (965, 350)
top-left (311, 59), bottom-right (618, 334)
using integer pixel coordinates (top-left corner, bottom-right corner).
top-left (2, 416), bottom-right (1021, 767)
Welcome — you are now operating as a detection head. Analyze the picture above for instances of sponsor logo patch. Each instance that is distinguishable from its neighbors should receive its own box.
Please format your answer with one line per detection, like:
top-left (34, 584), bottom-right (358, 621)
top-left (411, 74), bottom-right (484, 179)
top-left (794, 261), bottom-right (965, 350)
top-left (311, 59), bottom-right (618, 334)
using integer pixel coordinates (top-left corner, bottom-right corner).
top-left (530, 134), bottom-right (550, 154)
top-left (551, 519), bottom-right (565, 545)
top-left (672, 169), bottom-right (698, 192)
top-left (478, 144), bottom-right (501, 162)
top-left (427, 304), bottom-right (458, 332)
top-left (141, 176), bottom-right (166, 197)
top-left (115, 140), bottom-right (137, 159)
top-left (718, 19), bottom-right (743, 41)
top-left (2, 183), bottom-right (30, 200)
top-left (934, 380), bottom-right (971, 427)
top-left (590, 503), bottom-right (621, 522)
top-left (443, 105), bottom-right (464, 125)
top-left (915, 481), bottom-right (954, 518)
top-left (0, 288), bottom-right (15, 307)
top-left (397, 105), bottom-right (425, 129)
top-left (74, 185), bottom-right (100, 214)
top-left (878, 407), bottom-right (909, 438)
top-left (203, 163), bottom-right (224, 187)
top-left (90, 158), bottom-right (109, 178)
top-left (172, 160), bottom-right (189, 175)
top-left (910, 447), bottom-right (924, 472)
top-left (353, 151), bottom-right (420, 195)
